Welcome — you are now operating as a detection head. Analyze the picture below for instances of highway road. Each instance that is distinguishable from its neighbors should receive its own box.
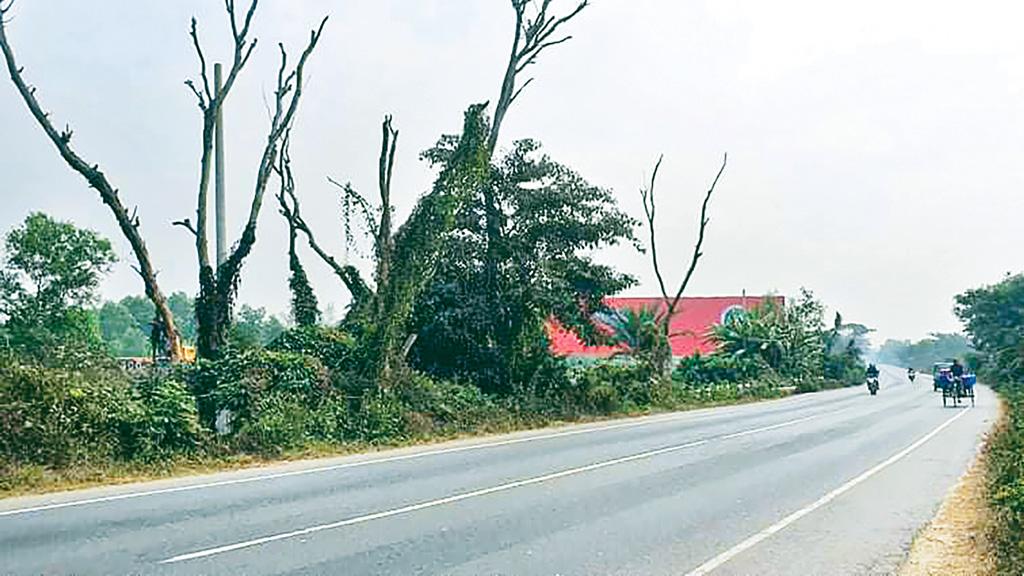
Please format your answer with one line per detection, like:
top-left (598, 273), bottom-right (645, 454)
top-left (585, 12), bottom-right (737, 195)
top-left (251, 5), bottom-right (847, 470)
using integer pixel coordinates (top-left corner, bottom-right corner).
top-left (0, 366), bottom-right (997, 575)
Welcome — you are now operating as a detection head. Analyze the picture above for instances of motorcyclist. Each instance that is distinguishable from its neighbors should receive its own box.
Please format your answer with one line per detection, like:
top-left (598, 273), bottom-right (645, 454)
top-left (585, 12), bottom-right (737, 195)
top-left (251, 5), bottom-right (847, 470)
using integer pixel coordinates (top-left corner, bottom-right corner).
top-left (866, 363), bottom-right (880, 379)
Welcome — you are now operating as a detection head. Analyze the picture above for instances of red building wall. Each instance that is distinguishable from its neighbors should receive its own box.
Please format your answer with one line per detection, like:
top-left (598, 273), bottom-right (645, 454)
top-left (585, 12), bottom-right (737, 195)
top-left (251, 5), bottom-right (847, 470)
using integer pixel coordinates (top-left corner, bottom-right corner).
top-left (547, 295), bottom-right (783, 358)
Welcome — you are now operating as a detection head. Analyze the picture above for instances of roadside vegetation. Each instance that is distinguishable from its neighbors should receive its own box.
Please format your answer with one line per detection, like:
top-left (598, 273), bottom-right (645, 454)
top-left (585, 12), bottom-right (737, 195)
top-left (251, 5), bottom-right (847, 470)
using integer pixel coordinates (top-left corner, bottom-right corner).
top-left (956, 274), bottom-right (1024, 575)
top-left (0, 1), bottom-right (866, 497)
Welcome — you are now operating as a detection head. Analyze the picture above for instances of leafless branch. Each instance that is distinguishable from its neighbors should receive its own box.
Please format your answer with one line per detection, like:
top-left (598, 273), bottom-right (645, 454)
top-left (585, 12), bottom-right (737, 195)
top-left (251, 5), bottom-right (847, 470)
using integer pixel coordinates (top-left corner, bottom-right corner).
top-left (172, 218), bottom-right (199, 237)
top-left (639, 155), bottom-right (669, 302)
top-left (187, 18), bottom-right (211, 107)
top-left (489, 0), bottom-right (588, 153)
top-left (0, 11), bottom-right (182, 359)
top-left (663, 153), bottom-right (728, 322)
top-left (222, 15), bottom-right (326, 285)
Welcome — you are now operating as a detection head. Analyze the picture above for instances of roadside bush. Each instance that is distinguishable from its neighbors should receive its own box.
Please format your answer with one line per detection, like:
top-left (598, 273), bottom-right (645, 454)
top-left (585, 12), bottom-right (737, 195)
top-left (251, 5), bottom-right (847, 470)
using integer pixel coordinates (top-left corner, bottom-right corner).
top-left (395, 371), bottom-right (504, 433)
top-left (673, 353), bottom-right (764, 387)
top-left (267, 326), bottom-right (357, 375)
top-left (124, 372), bottom-right (203, 459)
top-left (233, 392), bottom-right (315, 455)
top-left (0, 355), bottom-right (140, 466)
top-left (349, 391), bottom-right (406, 443)
top-left (988, 385), bottom-right (1024, 574)
top-left (189, 348), bottom-right (330, 427)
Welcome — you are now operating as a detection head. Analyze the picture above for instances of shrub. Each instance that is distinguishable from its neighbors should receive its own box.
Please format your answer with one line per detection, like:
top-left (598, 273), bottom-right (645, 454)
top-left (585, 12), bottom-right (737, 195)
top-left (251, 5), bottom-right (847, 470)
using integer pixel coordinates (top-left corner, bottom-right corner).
top-left (234, 392), bottom-right (315, 455)
top-left (673, 352), bottom-right (765, 387)
top-left (988, 385), bottom-right (1024, 574)
top-left (394, 371), bottom-right (502, 432)
top-left (125, 373), bottom-right (203, 459)
top-left (267, 326), bottom-right (356, 373)
top-left (350, 391), bottom-right (406, 443)
top-left (0, 355), bottom-right (135, 467)
top-left (189, 348), bottom-right (329, 427)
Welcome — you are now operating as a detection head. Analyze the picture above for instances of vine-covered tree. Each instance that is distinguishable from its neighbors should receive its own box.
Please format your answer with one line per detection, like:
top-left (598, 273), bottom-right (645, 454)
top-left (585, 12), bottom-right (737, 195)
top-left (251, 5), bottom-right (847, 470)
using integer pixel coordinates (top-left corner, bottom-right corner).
top-left (275, 136), bottom-right (320, 327)
top-left (280, 1), bottom-right (589, 387)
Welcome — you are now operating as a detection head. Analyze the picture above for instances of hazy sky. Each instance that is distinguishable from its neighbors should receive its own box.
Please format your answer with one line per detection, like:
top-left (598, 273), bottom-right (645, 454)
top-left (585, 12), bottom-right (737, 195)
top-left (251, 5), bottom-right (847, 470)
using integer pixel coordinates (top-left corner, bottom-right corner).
top-left (2, 1), bottom-right (1022, 344)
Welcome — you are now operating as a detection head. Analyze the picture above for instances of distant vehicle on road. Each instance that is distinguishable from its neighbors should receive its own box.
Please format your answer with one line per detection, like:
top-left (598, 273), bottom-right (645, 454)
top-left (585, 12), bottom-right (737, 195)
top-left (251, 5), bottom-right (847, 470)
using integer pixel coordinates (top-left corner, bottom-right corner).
top-left (931, 361), bottom-right (953, 391)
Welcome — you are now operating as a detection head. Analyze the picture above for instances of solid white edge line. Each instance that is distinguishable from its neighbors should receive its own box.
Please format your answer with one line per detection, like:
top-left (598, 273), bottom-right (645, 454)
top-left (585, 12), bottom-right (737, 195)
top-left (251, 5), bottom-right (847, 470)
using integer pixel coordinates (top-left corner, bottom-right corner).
top-left (683, 405), bottom-right (973, 576)
top-left (0, 410), bottom-right (709, 517)
top-left (159, 410), bottom-right (832, 564)
top-left (0, 394), bottom-right (836, 518)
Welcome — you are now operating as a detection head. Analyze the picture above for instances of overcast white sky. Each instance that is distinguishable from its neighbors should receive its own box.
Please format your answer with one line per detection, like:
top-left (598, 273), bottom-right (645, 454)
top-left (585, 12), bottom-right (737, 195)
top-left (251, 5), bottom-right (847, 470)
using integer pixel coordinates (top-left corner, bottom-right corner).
top-left (2, 1), bottom-right (1022, 344)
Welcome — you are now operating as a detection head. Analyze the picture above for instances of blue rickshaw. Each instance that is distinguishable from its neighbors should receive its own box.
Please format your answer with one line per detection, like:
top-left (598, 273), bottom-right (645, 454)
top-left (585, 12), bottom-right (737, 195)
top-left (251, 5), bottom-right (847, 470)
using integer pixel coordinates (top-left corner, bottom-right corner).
top-left (940, 370), bottom-right (976, 407)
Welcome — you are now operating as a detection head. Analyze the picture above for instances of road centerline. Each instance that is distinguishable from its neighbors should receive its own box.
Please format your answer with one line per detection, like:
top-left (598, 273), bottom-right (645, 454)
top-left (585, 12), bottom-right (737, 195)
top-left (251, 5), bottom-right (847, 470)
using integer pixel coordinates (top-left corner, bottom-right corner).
top-left (159, 410), bottom-right (835, 564)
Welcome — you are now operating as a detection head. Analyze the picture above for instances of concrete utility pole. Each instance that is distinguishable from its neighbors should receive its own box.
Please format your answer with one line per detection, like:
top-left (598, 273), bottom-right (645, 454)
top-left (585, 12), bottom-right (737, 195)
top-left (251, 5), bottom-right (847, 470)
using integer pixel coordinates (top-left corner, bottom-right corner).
top-left (214, 63), bottom-right (227, 269)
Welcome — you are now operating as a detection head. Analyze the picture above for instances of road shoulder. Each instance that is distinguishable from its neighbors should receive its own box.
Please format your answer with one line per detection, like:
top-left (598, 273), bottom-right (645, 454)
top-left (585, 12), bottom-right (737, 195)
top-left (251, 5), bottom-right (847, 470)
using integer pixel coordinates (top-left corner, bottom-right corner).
top-left (899, 402), bottom-right (1002, 576)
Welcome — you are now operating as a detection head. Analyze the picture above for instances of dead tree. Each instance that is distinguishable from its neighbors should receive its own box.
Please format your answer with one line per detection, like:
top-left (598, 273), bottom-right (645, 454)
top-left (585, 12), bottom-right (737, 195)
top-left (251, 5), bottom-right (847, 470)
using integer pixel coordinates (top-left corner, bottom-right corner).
top-left (489, 0), bottom-right (589, 153)
top-left (0, 1), bottom-right (183, 360)
top-left (639, 153), bottom-right (728, 374)
top-left (173, 1), bottom-right (327, 359)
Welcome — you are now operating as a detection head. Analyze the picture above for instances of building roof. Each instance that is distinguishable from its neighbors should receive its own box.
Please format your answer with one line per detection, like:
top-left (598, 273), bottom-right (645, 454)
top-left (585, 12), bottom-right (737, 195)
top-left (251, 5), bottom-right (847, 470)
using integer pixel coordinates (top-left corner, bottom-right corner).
top-left (547, 295), bottom-right (783, 358)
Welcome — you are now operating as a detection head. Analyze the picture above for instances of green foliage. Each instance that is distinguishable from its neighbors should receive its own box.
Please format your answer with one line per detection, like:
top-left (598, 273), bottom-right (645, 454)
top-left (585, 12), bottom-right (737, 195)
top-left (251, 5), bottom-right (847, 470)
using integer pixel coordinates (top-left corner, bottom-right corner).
top-left (956, 274), bottom-right (1024, 384)
top-left (229, 305), bottom-right (286, 351)
top-left (987, 387), bottom-right (1024, 574)
top-left (874, 333), bottom-right (974, 371)
top-left (0, 354), bottom-right (202, 474)
top-left (0, 212), bottom-right (116, 317)
top-left (411, 137), bottom-right (636, 393)
top-left (0, 213), bottom-right (116, 362)
top-left (955, 273), bottom-right (1024, 575)
top-left (602, 306), bottom-right (672, 378)
top-left (98, 300), bottom-right (149, 357)
top-left (190, 348), bottom-right (329, 427)
top-left (267, 326), bottom-right (365, 393)
top-left (674, 352), bottom-right (765, 386)
top-left (395, 372), bottom-right (503, 433)
top-left (287, 243), bottom-right (320, 327)
top-left (362, 104), bottom-right (493, 384)
top-left (124, 373), bottom-right (203, 459)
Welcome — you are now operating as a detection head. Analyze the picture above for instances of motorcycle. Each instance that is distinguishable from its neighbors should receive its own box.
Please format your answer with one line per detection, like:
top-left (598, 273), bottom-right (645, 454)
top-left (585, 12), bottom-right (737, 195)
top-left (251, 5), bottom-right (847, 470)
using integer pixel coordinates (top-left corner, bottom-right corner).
top-left (866, 376), bottom-right (880, 395)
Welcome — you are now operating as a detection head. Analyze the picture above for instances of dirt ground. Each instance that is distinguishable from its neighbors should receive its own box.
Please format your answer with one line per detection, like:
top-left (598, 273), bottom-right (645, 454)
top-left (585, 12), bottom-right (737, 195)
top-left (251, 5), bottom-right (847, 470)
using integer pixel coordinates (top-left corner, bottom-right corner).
top-left (899, 415), bottom-right (1000, 576)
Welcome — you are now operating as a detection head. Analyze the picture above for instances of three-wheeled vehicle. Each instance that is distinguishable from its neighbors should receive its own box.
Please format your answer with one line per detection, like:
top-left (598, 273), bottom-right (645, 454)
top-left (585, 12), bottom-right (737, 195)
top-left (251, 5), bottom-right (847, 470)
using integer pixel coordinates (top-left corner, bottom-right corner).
top-left (939, 370), bottom-right (976, 407)
top-left (932, 361), bottom-right (953, 392)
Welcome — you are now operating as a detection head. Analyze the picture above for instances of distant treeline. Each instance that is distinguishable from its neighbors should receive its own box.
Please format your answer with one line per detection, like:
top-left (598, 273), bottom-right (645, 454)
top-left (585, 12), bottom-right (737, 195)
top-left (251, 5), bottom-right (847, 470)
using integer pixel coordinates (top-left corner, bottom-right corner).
top-left (872, 333), bottom-right (974, 370)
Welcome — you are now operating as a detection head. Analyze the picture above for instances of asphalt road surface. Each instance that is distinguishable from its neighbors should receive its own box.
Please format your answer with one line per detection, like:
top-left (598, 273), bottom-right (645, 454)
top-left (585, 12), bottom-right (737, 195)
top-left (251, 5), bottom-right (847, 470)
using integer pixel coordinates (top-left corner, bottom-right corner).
top-left (0, 366), bottom-right (997, 575)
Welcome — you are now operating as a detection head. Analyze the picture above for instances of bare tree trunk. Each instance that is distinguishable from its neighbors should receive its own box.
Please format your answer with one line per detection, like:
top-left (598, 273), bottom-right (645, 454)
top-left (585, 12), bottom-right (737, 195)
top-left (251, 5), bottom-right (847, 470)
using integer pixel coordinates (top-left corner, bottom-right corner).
top-left (176, 3), bottom-right (327, 358)
top-left (638, 153), bottom-right (728, 376)
top-left (0, 6), bottom-right (182, 361)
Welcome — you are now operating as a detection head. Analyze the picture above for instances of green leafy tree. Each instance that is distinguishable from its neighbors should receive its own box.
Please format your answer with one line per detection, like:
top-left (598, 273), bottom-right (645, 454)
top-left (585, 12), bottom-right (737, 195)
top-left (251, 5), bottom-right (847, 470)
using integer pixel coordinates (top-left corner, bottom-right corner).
top-left (229, 305), bottom-right (286, 350)
top-left (97, 292), bottom-right (198, 356)
top-left (955, 273), bottom-right (1024, 383)
top-left (97, 300), bottom-right (148, 357)
top-left (0, 213), bottom-right (115, 359)
top-left (410, 139), bottom-right (637, 392)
